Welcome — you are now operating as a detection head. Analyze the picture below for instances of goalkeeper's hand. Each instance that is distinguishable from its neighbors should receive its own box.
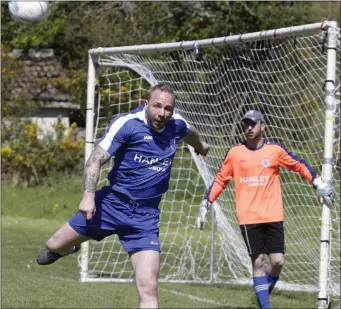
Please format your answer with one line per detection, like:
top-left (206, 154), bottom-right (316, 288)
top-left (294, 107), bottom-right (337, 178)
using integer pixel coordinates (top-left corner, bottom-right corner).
top-left (313, 177), bottom-right (335, 208)
top-left (196, 199), bottom-right (211, 230)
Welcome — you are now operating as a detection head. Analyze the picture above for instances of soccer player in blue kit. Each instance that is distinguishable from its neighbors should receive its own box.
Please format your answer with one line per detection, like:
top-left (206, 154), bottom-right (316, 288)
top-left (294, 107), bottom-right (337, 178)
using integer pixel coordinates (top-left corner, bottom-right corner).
top-left (37, 83), bottom-right (210, 308)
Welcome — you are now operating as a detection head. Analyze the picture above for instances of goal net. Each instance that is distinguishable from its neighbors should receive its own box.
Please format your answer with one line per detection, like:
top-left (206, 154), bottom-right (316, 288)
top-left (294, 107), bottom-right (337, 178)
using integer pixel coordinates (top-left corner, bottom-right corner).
top-left (81, 22), bottom-right (340, 304)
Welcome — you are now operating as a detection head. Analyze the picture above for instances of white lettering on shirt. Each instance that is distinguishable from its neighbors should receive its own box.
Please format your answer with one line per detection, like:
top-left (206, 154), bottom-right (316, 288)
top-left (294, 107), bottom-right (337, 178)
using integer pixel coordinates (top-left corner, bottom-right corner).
top-left (240, 176), bottom-right (269, 187)
top-left (133, 153), bottom-right (172, 173)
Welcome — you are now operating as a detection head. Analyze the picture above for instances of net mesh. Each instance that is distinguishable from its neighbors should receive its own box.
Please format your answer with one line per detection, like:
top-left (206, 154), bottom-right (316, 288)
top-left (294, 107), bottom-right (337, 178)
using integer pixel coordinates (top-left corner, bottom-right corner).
top-left (83, 29), bottom-right (340, 302)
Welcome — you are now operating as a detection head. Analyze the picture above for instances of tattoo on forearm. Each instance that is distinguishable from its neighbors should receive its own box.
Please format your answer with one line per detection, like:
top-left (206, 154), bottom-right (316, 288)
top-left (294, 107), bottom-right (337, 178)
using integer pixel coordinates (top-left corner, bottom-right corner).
top-left (83, 172), bottom-right (98, 192)
top-left (83, 146), bottom-right (111, 192)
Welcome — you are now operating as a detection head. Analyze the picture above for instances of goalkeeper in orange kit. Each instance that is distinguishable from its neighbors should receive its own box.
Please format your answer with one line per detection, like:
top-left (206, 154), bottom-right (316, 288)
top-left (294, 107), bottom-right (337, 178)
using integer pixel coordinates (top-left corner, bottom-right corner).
top-left (197, 110), bottom-right (335, 309)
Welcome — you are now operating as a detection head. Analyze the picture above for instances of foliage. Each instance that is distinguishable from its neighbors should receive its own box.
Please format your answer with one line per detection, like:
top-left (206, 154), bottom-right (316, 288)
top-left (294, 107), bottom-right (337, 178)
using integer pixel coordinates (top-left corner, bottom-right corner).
top-left (1, 45), bottom-right (40, 119)
top-left (1, 121), bottom-right (84, 186)
top-left (1, 1), bottom-right (340, 120)
top-left (1, 1), bottom-right (340, 183)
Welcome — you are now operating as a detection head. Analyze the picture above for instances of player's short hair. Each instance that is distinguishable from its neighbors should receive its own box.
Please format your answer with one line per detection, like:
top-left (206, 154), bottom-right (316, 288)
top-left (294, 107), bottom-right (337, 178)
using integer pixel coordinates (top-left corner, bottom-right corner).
top-left (148, 83), bottom-right (175, 104)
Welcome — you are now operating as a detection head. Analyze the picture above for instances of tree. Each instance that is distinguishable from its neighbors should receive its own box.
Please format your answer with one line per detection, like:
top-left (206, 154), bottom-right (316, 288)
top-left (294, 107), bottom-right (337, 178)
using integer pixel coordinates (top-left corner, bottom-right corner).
top-left (1, 1), bottom-right (340, 122)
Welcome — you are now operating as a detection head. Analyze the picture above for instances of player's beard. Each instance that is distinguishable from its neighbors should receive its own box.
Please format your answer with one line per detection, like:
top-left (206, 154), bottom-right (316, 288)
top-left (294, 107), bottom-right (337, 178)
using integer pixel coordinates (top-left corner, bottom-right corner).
top-left (246, 129), bottom-right (261, 142)
top-left (246, 131), bottom-right (255, 140)
top-left (153, 120), bottom-right (166, 129)
top-left (145, 109), bottom-right (167, 130)
top-left (256, 130), bottom-right (262, 139)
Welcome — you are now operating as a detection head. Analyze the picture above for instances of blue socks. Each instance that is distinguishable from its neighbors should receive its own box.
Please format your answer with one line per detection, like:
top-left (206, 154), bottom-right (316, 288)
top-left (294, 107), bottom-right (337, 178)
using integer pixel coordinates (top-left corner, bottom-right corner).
top-left (253, 276), bottom-right (271, 309)
top-left (266, 272), bottom-right (279, 294)
top-left (252, 273), bottom-right (279, 308)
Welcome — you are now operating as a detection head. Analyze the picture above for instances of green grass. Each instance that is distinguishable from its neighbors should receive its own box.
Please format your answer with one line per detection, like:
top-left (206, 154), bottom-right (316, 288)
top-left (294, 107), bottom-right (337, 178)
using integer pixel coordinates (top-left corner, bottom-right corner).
top-left (1, 175), bottom-right (339, 308)
top-left (1, 176), bottom-right (82, 220)
top-left (2, 216), bottom-right (318, 308)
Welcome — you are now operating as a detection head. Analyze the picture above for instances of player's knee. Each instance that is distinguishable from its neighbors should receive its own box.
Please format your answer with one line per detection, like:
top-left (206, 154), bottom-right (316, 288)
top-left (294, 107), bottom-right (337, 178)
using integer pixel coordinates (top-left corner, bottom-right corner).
top-left (46, 235), bottom-right (64, 252)
top-left (271, 254), bottom-right (285, 269)
top-left (252, 253), bottom-right (266, 270)
top-left (136, 275), bottom-right (158, 297)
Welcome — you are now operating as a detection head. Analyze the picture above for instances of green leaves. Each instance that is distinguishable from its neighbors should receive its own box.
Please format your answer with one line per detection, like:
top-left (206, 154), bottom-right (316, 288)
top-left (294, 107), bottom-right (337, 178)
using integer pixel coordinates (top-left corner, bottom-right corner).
top-left (1, 121), bottom-right (84, 186)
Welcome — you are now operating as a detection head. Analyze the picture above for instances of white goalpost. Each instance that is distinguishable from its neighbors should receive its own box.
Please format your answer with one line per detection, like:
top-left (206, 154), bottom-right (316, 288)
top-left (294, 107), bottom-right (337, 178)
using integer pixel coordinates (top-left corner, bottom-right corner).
top-left (81, 22), bottom-right (340, 308)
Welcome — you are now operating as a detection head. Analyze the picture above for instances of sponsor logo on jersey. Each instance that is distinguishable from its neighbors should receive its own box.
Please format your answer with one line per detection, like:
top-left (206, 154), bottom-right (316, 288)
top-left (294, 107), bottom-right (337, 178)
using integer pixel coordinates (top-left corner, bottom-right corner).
top-left (240, 175), bottom-right (269, 187)
top-left (144, 135), bottom-right (153, 140)
top-left (134, 153), bottom-right (172, 172)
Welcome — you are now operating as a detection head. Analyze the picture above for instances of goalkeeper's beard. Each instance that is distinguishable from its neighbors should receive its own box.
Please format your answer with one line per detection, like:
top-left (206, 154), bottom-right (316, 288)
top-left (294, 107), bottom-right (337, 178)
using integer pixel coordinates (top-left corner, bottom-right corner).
top-left (246, 130), bottom-right (262, 143)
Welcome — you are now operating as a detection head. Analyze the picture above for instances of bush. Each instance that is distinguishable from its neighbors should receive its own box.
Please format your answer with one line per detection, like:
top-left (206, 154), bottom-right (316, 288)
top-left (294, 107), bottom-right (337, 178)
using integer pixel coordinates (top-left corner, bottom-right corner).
top-left (1, 120), bottom-right (84, 186)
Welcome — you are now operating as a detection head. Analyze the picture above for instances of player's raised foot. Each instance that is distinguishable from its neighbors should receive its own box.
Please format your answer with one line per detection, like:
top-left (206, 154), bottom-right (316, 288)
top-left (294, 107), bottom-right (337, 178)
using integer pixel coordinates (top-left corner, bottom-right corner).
top-left (37, 245), bottom-right (81, 265)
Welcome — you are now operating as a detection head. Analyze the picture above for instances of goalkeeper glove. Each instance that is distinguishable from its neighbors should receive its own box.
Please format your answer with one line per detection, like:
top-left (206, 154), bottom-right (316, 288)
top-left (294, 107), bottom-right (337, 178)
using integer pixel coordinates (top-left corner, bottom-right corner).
top-left (196, 199), bottom-right (211, 230)
top-left (313, 177), bottom-right (335, 208)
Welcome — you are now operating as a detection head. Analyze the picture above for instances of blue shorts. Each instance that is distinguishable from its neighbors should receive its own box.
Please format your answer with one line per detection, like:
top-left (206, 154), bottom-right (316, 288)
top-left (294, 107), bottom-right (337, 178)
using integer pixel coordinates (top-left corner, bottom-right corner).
top-left (68, 186), bottom-right (162, 253)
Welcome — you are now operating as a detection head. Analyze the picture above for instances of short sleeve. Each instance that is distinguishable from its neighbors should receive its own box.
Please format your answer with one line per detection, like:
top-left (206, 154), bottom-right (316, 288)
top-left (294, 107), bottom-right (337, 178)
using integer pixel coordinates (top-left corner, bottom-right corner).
top-left (173, 113), bottom-right (190, 139)
top-left (98, 116), bottom-right (131, 156)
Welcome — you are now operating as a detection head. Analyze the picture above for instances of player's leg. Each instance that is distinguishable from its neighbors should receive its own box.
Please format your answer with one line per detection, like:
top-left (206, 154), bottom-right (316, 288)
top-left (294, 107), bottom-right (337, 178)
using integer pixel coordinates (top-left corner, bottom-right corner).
top-left (46, 222), bottom-right (90, 253)
top-left (241, 224), bottom-right (271, 309)
top-left (251, 253), bottom-right (266, 276)
top-left (37, 221), bottom-right (90, 265)
top-left (264, 221), bottom-right (285, 294)
top-left (116, 193), bottom-right (162, 308)
top-left (123, 231), bottom-right (160, 308)
top-left (37, 187), bottom-right (115, 265)
top-left (265, 253), bottom-right (283, 294)
top-left (130, 250), bottom-right (160, 309)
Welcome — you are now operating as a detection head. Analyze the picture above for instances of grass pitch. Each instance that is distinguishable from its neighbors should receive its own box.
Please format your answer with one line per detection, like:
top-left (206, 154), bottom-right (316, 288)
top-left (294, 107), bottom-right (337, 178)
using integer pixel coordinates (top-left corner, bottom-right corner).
top-left (2, 177), bottom-right (320, 309)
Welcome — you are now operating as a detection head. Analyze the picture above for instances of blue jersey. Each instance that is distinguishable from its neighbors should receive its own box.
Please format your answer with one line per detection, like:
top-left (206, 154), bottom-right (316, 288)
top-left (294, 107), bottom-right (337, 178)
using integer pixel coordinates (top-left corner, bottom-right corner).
top-left (98, 106), bottom-right (190, 200)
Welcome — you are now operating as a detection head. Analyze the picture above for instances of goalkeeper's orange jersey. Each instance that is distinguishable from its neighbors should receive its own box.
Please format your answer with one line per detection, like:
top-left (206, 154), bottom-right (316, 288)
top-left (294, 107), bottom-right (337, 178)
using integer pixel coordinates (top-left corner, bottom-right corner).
top-left (207, 140), bottom-right (318, 225)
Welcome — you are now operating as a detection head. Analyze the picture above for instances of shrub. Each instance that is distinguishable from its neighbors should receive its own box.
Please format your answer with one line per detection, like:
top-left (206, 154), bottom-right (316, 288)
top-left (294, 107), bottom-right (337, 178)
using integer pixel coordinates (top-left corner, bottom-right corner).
top-left (1, 120), bottom-right (84, 186)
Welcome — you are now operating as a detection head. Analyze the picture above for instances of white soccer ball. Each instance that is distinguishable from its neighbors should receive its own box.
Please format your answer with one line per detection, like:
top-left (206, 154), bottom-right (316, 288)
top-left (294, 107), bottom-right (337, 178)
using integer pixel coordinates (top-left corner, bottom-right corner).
top-left (8, 1), bottom-right (49, 25)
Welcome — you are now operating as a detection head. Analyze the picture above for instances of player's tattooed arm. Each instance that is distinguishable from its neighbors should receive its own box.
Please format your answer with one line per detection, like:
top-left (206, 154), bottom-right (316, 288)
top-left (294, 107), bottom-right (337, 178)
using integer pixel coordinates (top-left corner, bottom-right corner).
top-left (83, 145), bottom-right (111, 192)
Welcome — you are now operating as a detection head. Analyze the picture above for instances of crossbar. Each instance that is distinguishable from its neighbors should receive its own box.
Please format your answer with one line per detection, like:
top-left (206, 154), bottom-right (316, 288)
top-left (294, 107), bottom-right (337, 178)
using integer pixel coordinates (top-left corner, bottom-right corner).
top-left (89, 22), bottom-right (329, 55)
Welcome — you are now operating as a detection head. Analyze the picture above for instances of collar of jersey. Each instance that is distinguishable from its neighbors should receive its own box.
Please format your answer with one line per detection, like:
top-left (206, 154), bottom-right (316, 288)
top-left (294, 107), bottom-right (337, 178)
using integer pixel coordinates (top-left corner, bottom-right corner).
top-left (244, 138), bottom-right (265, 151)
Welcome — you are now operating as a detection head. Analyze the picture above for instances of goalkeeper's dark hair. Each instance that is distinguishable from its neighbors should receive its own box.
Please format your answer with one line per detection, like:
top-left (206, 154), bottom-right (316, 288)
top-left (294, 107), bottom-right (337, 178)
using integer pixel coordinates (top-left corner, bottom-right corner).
top-left (148, 83), bottom-right (175, 104)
